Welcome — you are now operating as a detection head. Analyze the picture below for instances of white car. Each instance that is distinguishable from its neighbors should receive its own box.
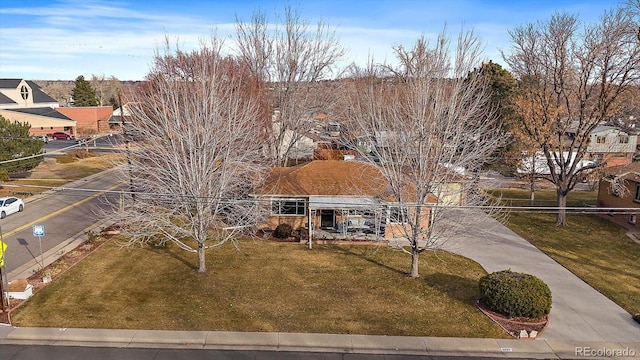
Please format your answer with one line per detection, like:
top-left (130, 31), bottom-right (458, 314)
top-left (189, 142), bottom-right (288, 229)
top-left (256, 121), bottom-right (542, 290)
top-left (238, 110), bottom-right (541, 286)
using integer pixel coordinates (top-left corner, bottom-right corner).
top-left (0, 197), bottom-right (24, 219)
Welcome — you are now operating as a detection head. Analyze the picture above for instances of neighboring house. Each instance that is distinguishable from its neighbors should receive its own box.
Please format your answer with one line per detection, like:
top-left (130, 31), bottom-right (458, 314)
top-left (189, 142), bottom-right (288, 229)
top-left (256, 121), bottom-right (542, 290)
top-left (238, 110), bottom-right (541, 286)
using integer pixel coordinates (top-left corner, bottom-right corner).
top-left (597, 161), bottom-right (640, 230)
top-left (0, 78), bottom-right (76, 136)
top-left (516, 151), bottom-right (596, 175)
top-left (254, 159), bottom-right (439, 242)
top-left (267, 110), bottom-right (350, 163)
top-left (108, 102), bottom-right (135, 127)
top-left (56, 106), bottom-right (113, 133)
top-left (586, 126), bottom-right (637, 167)
top-left (272, 120), bottom-right (317, 161)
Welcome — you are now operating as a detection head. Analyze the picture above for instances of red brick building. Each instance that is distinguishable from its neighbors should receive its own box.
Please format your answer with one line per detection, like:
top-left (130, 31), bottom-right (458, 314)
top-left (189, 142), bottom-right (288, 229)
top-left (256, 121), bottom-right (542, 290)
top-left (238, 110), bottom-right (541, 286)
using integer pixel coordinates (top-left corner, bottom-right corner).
top-left (55, 106), bottom-right (113, 134)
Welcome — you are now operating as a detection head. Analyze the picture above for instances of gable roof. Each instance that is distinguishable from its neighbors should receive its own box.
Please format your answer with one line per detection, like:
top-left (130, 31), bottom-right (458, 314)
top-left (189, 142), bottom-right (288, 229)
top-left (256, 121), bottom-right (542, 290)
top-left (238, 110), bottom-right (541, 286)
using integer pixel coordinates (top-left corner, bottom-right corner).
top-left (0, 79), bottom-right (22, 89)
top-left (0, 92), bottom-right (16, 105)
top-left (257, 160), bottom-right (439, 203)
top-left (25, 81), bottom-right (58, 103)
top-left (603, 161), bottom-right (640, 178)
top-left (6, 107), bottom-right (73, 121)
top-left (0, 79), bottom-right (58, 107)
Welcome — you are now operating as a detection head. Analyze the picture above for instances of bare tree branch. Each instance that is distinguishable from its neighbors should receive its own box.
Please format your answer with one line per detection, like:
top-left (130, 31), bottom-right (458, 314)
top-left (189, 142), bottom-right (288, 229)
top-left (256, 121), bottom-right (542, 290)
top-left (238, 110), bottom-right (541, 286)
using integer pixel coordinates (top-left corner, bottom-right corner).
top-left (503, 7), bottom-right (640, 225)
top-left (107, 36), bottom-right (268, 273)
top-left (235, 5), bottom-right (346, 166)
top-left (344, 29), bottom-right (503, 278)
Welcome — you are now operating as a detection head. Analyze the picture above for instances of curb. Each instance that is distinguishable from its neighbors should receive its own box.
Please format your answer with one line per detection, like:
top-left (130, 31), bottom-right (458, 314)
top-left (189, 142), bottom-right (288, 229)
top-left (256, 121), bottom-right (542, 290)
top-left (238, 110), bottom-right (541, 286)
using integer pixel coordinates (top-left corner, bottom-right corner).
top-left (0, 328), bottom-right (638, 358)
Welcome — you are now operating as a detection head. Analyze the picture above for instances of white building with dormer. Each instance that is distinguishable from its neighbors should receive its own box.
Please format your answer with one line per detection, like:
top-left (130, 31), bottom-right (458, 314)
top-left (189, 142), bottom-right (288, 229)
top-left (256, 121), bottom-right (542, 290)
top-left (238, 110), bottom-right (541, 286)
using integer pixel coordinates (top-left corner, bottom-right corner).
top-left (0, 78), bottom-right (76, 136)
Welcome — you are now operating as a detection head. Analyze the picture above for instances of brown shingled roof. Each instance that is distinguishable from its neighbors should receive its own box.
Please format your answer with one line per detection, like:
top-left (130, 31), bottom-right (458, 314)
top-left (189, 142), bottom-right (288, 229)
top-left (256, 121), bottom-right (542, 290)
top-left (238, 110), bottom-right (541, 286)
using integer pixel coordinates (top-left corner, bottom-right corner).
top-left (603, 162), bottom-right (640, 177)
top-left (258, 160), bottom-right (388, 196)
top-left (258, 160), bottom-right (438, 203)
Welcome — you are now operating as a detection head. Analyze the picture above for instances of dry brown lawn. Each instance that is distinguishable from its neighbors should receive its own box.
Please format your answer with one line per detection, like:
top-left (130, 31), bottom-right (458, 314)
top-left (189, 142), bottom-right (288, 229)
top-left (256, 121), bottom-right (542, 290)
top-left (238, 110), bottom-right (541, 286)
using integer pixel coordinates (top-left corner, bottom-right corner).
top-left (11, 238), bottom-right (508, 338)
top-left (1, 152), bottom-right (121, 197)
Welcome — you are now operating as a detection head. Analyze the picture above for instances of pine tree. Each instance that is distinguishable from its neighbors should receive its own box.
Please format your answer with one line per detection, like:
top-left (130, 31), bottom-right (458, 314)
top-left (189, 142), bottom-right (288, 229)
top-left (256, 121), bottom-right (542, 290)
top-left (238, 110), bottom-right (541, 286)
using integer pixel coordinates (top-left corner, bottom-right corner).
top-left (0, 115), bottom-right (45, 174)
top-left (71, 75), bottom-right (98, 106)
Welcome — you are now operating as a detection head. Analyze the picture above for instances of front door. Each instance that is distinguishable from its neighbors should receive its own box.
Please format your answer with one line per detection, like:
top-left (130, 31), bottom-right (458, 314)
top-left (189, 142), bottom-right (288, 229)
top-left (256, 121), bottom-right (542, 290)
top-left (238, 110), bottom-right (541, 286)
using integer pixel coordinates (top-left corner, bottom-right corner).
top-left (320, 210), bottom-right (335, 229)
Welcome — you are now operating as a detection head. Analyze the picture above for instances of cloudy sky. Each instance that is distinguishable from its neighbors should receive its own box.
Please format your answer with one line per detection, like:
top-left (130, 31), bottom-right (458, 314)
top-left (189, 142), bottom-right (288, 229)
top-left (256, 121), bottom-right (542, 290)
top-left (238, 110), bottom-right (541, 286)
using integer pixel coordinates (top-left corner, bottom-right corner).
top-left (0, 0), bottom-right (622, 81)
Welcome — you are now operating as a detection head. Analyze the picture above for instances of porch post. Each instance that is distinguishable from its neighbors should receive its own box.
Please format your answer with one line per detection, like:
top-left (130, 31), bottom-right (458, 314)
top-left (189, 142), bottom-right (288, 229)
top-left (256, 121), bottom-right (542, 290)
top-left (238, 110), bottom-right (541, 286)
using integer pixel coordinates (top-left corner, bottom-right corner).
top-left (308, 208), bottom-right (314, 250)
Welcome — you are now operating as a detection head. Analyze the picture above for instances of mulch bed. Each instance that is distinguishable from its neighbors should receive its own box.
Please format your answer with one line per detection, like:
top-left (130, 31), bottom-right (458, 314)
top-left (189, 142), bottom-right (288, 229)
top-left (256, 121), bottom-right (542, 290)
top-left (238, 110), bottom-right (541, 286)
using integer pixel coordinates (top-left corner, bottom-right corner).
top-left (476, 299), bottom-right (548, 339)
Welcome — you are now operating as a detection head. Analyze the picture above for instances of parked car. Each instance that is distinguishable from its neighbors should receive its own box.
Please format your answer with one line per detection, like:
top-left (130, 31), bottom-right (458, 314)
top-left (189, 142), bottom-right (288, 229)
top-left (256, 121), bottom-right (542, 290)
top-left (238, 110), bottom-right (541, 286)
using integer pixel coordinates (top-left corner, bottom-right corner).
top-left (47, 132), bottom-right (74, 140)
top-left (31, 135), bottom-right (48, 143)
top-left (0, 196), bottom-right (24, 219)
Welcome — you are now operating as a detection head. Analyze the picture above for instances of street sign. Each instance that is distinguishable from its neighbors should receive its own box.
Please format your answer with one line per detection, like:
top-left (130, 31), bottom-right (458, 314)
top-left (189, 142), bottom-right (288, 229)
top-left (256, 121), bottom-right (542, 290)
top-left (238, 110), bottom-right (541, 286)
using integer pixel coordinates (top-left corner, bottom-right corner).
top-left (32, 225), bottom-right (45, 270)
top-left (33, 225), bottom-right (45, 237)
top-left (0, 240), bottom-right (6, 267)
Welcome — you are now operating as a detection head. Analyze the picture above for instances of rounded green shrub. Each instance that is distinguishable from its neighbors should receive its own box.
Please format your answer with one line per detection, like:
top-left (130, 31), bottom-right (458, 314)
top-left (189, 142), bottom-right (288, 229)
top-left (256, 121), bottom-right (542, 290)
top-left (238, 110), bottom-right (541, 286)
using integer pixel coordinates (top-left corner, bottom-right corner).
top-left (273, 223), bottom-right (293, 239)
top-left (479, 269), bottom-right (552, 320)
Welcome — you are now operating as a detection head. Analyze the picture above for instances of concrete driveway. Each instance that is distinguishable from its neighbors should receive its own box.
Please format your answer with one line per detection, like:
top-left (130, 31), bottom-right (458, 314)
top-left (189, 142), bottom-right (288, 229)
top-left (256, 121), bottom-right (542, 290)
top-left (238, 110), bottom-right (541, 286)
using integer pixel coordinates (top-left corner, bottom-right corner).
top-left (442, 212), bottom-right (640, 342)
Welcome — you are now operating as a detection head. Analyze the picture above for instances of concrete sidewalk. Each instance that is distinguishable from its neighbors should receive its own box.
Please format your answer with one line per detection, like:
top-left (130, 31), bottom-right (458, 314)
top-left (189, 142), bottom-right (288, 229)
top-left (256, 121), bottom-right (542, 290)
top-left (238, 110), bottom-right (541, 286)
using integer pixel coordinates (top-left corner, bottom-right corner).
top-left (443, 213), bottom-right (640, 343)
top-left (0, 326), bottom-right (638, 358)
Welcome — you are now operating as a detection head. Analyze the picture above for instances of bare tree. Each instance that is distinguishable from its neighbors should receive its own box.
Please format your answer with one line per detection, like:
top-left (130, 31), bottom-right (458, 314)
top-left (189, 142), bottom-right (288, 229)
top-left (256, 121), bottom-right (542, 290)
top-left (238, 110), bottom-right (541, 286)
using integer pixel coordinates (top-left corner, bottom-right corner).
top-left (503, 8), bottom-right (640, 225)
top-left (235, 5), bottom-right (346, 166)
top-left (344, 30), bottom-right (502, 278)
top-left (90, 74), bottom-right (122, 107)
top-left (36, 80), bottom-right (73, 106)
top-left (110, 37), bottom-right (267, 273)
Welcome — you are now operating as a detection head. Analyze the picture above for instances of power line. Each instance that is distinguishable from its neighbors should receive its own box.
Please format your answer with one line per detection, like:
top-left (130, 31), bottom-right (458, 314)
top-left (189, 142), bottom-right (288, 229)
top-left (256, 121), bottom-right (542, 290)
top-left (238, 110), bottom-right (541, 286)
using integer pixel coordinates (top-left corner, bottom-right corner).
top-left (0, 182), bottom-right (635, 215)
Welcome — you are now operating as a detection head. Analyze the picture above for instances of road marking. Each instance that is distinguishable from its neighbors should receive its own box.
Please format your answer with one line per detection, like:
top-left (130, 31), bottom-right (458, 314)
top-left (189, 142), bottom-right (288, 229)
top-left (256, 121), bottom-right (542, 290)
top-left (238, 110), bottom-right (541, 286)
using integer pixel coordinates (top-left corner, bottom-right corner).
top-left (2, 184), bottom-right (122, 238)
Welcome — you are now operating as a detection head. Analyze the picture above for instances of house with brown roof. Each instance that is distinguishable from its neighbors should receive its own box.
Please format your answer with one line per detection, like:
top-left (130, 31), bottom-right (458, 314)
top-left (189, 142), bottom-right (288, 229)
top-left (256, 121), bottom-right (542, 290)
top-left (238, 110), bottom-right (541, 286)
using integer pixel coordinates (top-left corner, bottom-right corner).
top-left (597, 161), bottom-right (640, 229)
top-left (254, 159), bottom-right (439, 242)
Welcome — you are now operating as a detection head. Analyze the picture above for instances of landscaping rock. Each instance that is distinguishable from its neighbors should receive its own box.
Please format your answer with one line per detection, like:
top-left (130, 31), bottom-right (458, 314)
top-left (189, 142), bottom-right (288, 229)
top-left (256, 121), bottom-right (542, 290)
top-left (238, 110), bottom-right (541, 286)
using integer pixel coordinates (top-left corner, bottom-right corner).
top-left (518, 330), bottom-right (529, 338)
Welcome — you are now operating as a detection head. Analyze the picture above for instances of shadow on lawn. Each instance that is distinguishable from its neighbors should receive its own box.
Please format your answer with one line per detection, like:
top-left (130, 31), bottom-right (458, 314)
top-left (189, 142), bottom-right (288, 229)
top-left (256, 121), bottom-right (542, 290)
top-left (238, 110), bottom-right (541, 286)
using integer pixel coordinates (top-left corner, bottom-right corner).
top-left (143, 244), bottom-right (199, 271)
top-left (334, 246), bottom-right (407, 276)
top-left (423, 273), bottom-right (479, 303)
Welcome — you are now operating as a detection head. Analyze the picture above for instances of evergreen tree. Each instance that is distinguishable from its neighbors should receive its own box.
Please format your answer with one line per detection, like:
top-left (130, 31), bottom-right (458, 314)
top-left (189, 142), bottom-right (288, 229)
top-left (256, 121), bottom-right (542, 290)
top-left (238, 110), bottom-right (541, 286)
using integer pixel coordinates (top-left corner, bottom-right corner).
top-left (71, 75), bottom-right (99, 106)
top-left (467, 61), bottom-right (518, 172)
top-left (0, 115), bottom-right (45, 173)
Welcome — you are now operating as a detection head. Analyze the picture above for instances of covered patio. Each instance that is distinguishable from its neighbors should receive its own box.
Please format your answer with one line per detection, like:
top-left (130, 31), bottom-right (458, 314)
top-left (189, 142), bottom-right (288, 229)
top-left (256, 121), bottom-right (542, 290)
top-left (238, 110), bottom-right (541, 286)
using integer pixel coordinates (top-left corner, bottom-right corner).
top-left (306, 195), bottom-right (386, 243)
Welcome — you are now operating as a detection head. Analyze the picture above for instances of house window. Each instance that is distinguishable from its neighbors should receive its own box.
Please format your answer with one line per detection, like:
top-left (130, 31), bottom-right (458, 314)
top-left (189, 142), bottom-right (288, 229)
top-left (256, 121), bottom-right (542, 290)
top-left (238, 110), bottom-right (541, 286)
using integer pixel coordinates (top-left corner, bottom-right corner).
top-left (272, 199), bottom-right (306, 216)
top-left (387, 206), bottom-right (408, 224)
top-left (635, 184), bottom-right (640, 202)
top-left (596, 136), bottom-right (606, 144)
top-left (619, 135), bottom-right (629, 144)
top-left (630, 214), bottom-right (637, 224)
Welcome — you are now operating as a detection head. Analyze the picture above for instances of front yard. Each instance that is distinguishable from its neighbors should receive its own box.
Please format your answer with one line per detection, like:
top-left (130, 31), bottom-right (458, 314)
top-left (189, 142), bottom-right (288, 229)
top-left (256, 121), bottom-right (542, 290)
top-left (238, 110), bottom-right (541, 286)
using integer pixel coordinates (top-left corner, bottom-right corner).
top-left (489, 188), bottom-right (640, 316)
top-left (10, 238), bottom-right (508, 338)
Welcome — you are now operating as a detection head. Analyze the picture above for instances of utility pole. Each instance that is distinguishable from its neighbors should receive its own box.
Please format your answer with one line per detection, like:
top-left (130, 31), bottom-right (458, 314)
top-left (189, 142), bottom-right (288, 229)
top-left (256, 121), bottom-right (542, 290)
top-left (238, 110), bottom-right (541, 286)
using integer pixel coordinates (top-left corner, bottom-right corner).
top-left (118, 92), bottom-right (135, 201)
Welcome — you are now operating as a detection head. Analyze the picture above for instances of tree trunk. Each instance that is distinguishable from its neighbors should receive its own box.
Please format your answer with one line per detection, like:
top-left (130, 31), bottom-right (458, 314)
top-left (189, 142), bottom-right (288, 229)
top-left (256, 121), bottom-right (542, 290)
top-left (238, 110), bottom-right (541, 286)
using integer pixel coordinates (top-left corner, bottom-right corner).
top-left (555, 188), bottom-right (568, 226)
top-left (409, 248), bottom-right (420, 278)
top-left (529, 178), bottom-right (535, 206)
top-left (197, 243), bottom-right (206, 273)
